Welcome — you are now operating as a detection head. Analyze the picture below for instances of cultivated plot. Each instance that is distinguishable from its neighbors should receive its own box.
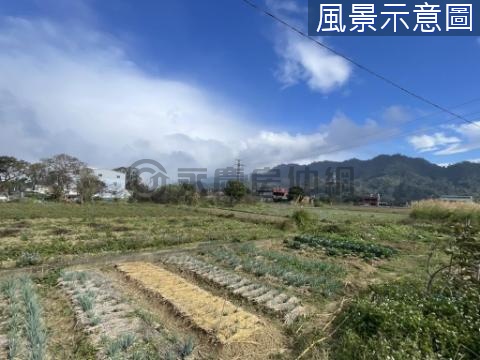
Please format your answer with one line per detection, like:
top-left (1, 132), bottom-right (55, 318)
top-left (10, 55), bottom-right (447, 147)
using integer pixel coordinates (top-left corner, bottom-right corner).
top-left (59, 270), bottom-right (194, 359)
top-left (0, 277), bottom-right (47, 360)
top-left (162, 254), bottom-right (306, 325)
top-left (116, 262), bottom-right (268, 345)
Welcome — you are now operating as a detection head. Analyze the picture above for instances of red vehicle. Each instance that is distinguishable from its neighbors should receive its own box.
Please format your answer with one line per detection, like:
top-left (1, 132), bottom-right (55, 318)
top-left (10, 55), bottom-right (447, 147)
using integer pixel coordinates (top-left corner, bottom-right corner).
top-left (272, 187), bottom-right (289, 202)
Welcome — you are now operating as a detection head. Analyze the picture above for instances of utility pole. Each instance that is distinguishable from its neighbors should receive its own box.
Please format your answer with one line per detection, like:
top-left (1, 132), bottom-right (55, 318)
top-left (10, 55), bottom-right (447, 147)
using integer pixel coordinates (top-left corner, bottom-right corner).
top-left (235, 159), bottom-right (244, 182)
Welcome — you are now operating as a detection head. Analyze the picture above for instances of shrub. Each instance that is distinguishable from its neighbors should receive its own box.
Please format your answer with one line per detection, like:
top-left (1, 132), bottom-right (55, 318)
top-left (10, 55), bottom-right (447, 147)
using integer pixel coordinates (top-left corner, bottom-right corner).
top-left (224, 180), bottom-right (247, 201)
top-left (291, 210), bottom-right (312, 229)
top-left (332, 280), bottom-right (480, 360)
top-left (16, 252), bottom-right (42, 267)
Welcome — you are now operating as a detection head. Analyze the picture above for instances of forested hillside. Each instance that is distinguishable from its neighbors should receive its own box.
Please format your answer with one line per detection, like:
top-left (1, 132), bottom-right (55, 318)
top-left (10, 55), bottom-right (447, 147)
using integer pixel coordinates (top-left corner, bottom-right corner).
top-left (274, 154), bottom-right (480, 205)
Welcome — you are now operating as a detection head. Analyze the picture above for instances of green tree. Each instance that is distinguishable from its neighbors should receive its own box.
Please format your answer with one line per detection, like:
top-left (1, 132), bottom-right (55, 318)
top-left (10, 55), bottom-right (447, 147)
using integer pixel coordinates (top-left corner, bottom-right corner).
top-left (224, 180), bottom-right (247, 201)
top-left (25, 162), bottom-right (47, 191)
top-left (287, 186), bottom-right (304, 201)
top-left (151, 183), bottom-right (197, 205)
top-left (76, 169), bottom-right (105, 203)
top-left (42, 154), bottom-right (85, 199)
top-left (0, 156), bottom-right (29, 194)
top-left (427, 219), bottom-right (480, 291)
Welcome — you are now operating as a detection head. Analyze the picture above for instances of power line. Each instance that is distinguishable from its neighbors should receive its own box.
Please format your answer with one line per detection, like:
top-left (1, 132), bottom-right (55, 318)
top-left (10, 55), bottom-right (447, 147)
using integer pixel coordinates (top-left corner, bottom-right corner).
top-left (240, 0), bottom-right (480, 129)
top-left (314, 109), bottom-right (480, 158)
top-left (339, 97), bottom-right (480, 147)
top-left (315, 106), bottom-right (480, 157)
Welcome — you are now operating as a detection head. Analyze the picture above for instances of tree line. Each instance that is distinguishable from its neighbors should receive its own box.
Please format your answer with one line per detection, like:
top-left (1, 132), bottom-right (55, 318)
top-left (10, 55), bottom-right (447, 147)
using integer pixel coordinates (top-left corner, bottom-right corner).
top-left (0, 154), bottom-right (250, 204)
top-left (0, 154), bottom-right (104, 202)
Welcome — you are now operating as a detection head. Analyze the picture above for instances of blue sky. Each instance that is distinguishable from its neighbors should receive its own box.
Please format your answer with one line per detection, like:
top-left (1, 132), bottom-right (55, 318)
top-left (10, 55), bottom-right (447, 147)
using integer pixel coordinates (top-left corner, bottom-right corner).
top-left (1, 0), bottom-right (480, 173)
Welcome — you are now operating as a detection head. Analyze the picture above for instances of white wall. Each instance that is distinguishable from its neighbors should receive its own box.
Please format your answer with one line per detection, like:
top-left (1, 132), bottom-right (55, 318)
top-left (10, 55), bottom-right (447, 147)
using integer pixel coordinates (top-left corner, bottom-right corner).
top-left (92, 169), bottom-right (126, 192)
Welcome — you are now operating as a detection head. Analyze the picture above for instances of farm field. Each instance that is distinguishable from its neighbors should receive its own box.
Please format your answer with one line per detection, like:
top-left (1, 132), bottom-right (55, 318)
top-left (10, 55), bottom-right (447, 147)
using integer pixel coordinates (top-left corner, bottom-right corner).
top-left (0, 201), bottom-right (477, 359)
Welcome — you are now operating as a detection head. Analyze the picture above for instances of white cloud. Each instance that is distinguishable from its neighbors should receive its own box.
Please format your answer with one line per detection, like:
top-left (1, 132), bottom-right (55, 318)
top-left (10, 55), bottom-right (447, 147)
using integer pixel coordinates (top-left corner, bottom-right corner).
top-left (0, 17), bottom-right (253, 172)
top-left (382, 105), bottom-right (414, 124)
top-left (239, 113), bottom-right (380, 167)
top-left (435, 121), bottom-right (480, 155)
top-left (267, 1), bottom-right (352, 94)
top-left (408, 121), bottom-right (480, 156)
top-left (0, 15), bottom-right (384, 178)
top-left (408, 132), bottom-right (461, 153)
top-left (275, 31), bottom-right (352, 93)
top-left (265, 0), bottom-right (304, 15)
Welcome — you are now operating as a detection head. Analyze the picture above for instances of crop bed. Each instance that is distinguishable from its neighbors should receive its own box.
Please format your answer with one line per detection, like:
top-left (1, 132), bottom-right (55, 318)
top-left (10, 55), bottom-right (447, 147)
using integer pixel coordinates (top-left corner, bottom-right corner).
top-left (202, 244), bottom-right (344, 298)
top-left (117, 262), bottom-right (265, 344)
top-left (162, 254), bottom-right (306, 325)
top-left (59, 270), bottom-right (191, 359)
top-left (0, 277), bottom-right (47, 360)
top-left (290, 235), bottom-right (397, 259)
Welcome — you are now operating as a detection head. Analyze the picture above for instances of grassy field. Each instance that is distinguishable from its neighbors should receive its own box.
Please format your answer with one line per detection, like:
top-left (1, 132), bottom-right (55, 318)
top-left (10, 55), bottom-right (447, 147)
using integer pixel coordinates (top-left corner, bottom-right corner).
top-left (0, 203), bottom-right (286, 267)
top-left (0, 201), bottom-right (475, 359)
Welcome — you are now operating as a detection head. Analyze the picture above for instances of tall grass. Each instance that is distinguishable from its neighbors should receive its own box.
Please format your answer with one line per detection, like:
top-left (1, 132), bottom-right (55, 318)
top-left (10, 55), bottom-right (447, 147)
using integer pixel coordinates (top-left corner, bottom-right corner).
top-left (411, 200), bottom-right (480, 224)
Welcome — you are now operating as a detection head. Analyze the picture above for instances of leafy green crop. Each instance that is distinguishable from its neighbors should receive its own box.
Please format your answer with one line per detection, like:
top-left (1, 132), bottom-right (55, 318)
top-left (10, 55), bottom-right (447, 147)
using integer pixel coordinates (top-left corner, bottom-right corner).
top-left (291, 235), bottom-right (397, 259)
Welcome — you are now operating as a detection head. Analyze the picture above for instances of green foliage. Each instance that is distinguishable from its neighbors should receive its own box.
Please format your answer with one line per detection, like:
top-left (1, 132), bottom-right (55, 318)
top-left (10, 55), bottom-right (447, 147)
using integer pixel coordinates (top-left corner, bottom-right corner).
top-left (106, 333), bottom-right (136, 357)
top-left (0, 156), bottom-right (29, 194)
top-left (1, 279), bottom-right (21, 360)
top-left (77, 292), bottom-right (95, 312)
top-left (150, 183), bottom-right (198, 205)
top-left (206, 244), bottom-right (344, 297)
top-left (275, 154), bottom-right (480, 205)
top-left (76, 169), bottom-right (105, 203)
top-left (427, 219), bottom-right (480, 291)
top-left (332, 280), bottom-right (480, 360)
top-left (291, 210), bottom-right (312, 229)
top-left (61, 270), bottom-right (89, 283)
top-left (179, 337), bottom-right (195, 357)
top-left (411, 200), bottom-right (480, 226)
top-left (287, 186), bottom-right (304, 201)
top-left (224, 180), bottom-right (247, 201)
top-left (0, 203), bottom-right (282, 265)
top-left (16, 251), bottom-right (42, 267)
top-left (291, 235), bottom-right (397, 259)
top-left (2, 277), bottom-right (47, 360)
top-left (20, 278), bottom-right (47, 360)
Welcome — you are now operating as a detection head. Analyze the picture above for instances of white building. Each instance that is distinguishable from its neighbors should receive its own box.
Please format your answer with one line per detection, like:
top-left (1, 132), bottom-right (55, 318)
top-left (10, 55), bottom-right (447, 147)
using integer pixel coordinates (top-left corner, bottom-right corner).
top-left (92, 169), bottom-right (129, 199)
top-left (439, 195), bottom-right (474, 203)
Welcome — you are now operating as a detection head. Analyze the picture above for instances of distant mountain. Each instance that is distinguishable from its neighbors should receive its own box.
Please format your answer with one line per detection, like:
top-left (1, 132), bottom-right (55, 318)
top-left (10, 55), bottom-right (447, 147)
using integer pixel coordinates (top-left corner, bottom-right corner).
top-left (270, 154), bottom-right (480, 205)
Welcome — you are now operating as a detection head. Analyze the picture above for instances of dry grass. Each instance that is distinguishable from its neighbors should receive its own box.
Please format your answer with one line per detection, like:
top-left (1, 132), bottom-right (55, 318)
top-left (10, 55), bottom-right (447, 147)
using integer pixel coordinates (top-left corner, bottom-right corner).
top-left (411, 199), bottom-right (480, 223)
top-left (117, 262), bottom-right (266, 344)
